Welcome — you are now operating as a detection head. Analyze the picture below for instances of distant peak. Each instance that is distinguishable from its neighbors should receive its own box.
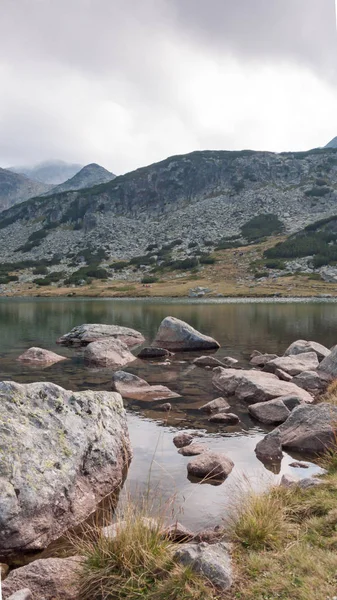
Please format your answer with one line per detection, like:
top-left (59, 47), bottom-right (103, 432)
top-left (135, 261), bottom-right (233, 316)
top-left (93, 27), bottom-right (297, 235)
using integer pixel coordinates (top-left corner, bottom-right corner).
top-left (325, 137), bottom-right (337, 149)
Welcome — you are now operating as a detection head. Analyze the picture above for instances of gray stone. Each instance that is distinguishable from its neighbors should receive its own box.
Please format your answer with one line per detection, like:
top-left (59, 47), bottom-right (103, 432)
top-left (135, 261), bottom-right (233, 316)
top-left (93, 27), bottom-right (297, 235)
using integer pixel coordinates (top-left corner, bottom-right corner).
top-left (209, 413), bottom-right (240, 425)
top-left (248, 398), bottom-right (291, 425)
top-left (292, 370), bottom-right (331, 394)
top-left (318, 345), bottom-right (337, 377)
top-left (163, 522), bottom-right (195, 543)
top-left (257, 403), bottom-right (337, 457)
top-left (193, 355), bottom-right (238, 368)
top-left (2, 557), bottom-right (82, 600)
top-left (280, 474), bottom-right (323, 489)
top-left (213, 367), bottom-right (313, 404)
top-left (102, 518), bottom-right (158, 540)
top-left (158, 403), bottom-right (172, 411)
top-left (187, 452), bottom-right (234, 482)
top-left (84, 338), bottom-right (137, 368)
top-left (0, 381), bottom-right (131, 554)
top-left (152, 316), bottom-right (220, 352)
top-left (284, 339), bottom-right (330, 361)
top-left (112, 371), bottom-right (180, 401)
top-left (173, 432), bottom-right (194, 448)
top-left (264, 352), bottom-right (319, 376)
top-left (250, 353), bottom-right (278, 367)
top-left (178, 444), bottom-right (208, 456)
top-left (17, 347), bottom-right (66, 366)
top-left (174, 542), bottom-right (232, 590)
top-left (6, 590), bottom-right (32, 600)
top-left (57, 323), bottom-right (145, 348)
top-left (137, 347), bottom-right (172, 359)
top-left (199, 397), bottom-right (230, 414)
top-left (275, 368), bottom-right (293, 382)
top-left (255, 431), bottom-right (283, 463)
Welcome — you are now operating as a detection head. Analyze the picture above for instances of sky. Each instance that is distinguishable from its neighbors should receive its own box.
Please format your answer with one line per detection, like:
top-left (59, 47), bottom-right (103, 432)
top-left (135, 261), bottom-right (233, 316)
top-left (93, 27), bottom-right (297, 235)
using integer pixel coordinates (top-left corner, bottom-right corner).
top-left (0, 0), bottom-right (337, 175)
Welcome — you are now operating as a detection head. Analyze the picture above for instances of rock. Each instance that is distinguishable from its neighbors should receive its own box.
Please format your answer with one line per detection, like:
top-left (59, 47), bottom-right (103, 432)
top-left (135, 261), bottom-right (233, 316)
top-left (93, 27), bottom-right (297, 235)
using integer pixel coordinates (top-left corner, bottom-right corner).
top-left (280, 473), bottom-right (299, 487)
top-left (199, 397), bottom-right (230, 413)
top-left (112, 371), bottom-right (180, 401)
top-left (292, 370), bottom-right (331, 394)
top-left (1, 563), bottom-right (9, 579)
top-left (248, 398), bottom-right (291, 425)
top-left (194, 527), bottom-right (224, 544)
top-left (284, 339), bottom-right (330, 361)
top-left (264, 352), bottom-right (319, 376)
top-left (2, 557), bottom-right (82, 600)
top-left (289, 461), bottom-right (309, 468)
top-left (158, 402), bottom-right (172, 412)
top-left (250, 353), bottom-right (278, 367)
top-left (193, 355), bottom-right (237, 368)
top-left (209, 413), bottom-right (240, 425)
top-left (174, 542), bottom-right (232, 590)
top-left (255, 431), bottom-right (283, 463)
top-left (57, 323), bottom-right (145, 348)
top-left (84, 338), bottom-right (136, 368)
top-left (280, 474), bottom-right (322, 489)
top-left (6, 591), bottom-right (32, 600)
top-left (250, 350), bottom-right (262, 358)
top-left (213, 367), bottom-right (313, 404)
top-left (275, 368), bottom-right (293, 382)
top-left (0, 381), bottom-right (131, 554)
top-left (137, 347), bottom-right (172, 359)
top-left (17, 347), bottom-right (67, 366)
top-left (162, 522), bottom-right (195, 543)
top-left (178, 444), bottom-right (208, 456)
top-left (173, 432), bottom-right (194, 448)
top-left (187, 452), bottom-right (234, 482)
top-left (318, 345), bottom-right (337, 377)
top-left (257, 403), bottom-right (337, 457)
top-left (152, 316), bottom-right (220, 352)
top-left (102, 518), bottom-right (158, 540)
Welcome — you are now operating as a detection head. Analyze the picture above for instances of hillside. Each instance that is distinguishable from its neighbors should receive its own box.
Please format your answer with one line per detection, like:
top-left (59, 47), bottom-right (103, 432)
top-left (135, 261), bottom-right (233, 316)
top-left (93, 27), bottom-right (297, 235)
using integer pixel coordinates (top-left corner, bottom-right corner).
top-left (44, 163), bottom-right (115, 195)
top-left (325, 137), bottom-right (337, 149)
top-left (0, 147), bottom-right (337, 293)
top-left (0, 168), bottom-right (52, 212)
top-left (10, 160), bottom-right (83, 184)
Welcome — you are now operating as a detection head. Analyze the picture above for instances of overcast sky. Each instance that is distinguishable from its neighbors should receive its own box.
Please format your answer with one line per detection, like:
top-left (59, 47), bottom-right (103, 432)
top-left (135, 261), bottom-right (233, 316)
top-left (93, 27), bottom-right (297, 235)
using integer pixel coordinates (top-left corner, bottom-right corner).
top-left (1, 0), bottom-right (337, 174)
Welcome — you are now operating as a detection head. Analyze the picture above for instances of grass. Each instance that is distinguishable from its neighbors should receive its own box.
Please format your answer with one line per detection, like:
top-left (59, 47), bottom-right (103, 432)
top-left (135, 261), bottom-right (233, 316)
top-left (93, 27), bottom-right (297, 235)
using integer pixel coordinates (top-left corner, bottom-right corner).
top-left (70, 495), bottom-right (216, 600)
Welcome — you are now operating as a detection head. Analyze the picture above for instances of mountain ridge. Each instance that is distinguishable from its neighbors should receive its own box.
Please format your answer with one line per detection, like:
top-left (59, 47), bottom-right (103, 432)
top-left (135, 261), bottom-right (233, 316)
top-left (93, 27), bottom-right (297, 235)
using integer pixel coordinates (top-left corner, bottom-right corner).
top-left (0, 168), bottom-right (52, 212)
top-left (43, 163), bottom-right (116, 196)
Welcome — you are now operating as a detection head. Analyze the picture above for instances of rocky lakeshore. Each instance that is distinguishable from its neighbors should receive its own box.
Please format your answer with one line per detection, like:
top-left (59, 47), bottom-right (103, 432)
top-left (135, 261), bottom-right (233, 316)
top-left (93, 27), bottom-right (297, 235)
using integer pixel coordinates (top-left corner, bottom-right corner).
top-left (1, 314), bottom-right (337, 598)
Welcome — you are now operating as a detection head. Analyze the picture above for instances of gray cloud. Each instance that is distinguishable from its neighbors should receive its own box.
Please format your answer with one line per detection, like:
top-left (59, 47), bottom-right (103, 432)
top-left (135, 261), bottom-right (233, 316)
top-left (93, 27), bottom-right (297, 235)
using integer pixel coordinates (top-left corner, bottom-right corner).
top-left (0, 0), bottom-right (336, 173)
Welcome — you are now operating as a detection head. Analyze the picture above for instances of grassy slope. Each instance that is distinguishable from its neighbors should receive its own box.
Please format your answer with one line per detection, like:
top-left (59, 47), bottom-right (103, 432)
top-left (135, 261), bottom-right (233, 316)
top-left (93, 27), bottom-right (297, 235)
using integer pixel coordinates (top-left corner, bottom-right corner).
top-left (6, 236), bottom-right (337, 298)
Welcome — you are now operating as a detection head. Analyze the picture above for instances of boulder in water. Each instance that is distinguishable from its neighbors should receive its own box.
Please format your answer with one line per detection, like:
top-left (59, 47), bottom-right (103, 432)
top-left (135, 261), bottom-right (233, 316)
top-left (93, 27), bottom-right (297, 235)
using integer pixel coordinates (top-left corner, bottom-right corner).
top-left (112, 371), bottom-right (180, 401)
top-left (152, 316), bottom-right (220, 352)
top-left (84, 338), bottom-right (136, 368)
top-left (57, 323), bottom-right (145, 348)
top-left (17, 347), bottom-right (67, 366)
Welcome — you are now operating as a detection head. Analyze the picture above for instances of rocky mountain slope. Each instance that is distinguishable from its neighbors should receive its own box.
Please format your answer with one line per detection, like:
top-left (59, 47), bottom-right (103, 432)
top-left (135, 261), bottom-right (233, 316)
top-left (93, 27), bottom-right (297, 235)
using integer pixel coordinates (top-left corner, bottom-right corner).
top-left (325, 137), bottom-right (337, 149)
top-left (43, 163), bottom-right (115, 195)
top-left (10, 159), bottom-right (83, 184)
top-left (0, 167), bottom-right (52, 212)
top-left (0, 148), bottom-right (337, 283)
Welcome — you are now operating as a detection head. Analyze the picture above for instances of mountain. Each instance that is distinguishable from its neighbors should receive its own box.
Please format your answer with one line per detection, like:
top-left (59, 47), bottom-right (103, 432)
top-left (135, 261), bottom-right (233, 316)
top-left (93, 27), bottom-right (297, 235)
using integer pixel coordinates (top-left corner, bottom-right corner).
top-left (325, 137), bottom-right (337, 149)
top-left (0, 168), bottom-right (52, 212)
top-left (44, 163), bottom-right (115, 195)
top-left (0, 147), bottom-right (337, 279)
top-left (9, 160), bottom-right (83, 185)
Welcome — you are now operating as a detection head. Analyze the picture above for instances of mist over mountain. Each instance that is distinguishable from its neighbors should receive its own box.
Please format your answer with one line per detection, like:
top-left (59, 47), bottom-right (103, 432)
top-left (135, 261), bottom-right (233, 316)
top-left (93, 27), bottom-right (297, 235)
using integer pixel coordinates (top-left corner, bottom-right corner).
top-left (44, 163), bottom-right (116, 195)
top-left (9, 160), bottom-right (83, 185)
top-left (0, 168), bottom-right (52, 212)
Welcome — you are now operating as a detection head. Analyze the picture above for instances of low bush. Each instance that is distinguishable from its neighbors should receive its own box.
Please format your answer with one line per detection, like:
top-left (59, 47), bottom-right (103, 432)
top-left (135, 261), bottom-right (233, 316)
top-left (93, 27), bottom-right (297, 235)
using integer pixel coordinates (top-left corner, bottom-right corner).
top-left (0, 275), bottom-right (19, 284)
top-left (110, 261), bottom-right (129, 271)
top-left (305, 187), bottom-right (331, 198)
top-left (199, 254), bottom-right (216, 265)
top-left (264, 259), bottom-right (286, 270)
top-left (241, 214), bottom-right (284, 242)
top-left (141, 276), bottom-right (159, 284)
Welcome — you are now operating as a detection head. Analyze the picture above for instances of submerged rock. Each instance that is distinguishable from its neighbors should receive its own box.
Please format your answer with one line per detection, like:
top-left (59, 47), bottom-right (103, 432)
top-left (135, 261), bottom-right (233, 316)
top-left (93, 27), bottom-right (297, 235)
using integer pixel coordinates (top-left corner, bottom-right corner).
top-left (284, 339), bottom-right (330, 361)
top-left (213, 367), bottom-right (313, 404)
top-left (187, 452), bottom-right (234, 482)
top-left (209, 413), bottom-right (240, 425)
top-left (84, 338), bottom-right (136, 368)
top-left (174, 542), bottom-right (232, 590)
top-left (256, 403), bottom-right (337, 458)
top-left (264, 352), bottom-right (319, 376)
top-left (112, 371), bottom-right (180, 401)
top-left (193, 356), bottom-right (238, 368)
top-left (17, 347), bottom-right (67, 366)
top-left (152, 316), bottom-right (220, 352)
top-left (199, 397), bottom-right (230, 414)
top-left (178, 444), bottom-right (208, 456)
top-left (0, 381), bottom-right (131, 554)
top-left (137, 347), bottom-right (172, 359)
top-left (2, 557), bottom-right (82, 600)
top-left (57, 323), bottom-right (145, 348)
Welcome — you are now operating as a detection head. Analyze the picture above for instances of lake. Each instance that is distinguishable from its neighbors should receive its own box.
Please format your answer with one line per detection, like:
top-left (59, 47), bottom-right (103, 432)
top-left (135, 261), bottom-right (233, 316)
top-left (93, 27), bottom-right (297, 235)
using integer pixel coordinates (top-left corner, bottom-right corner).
top-left (0, 297), bottom-right (335, 532)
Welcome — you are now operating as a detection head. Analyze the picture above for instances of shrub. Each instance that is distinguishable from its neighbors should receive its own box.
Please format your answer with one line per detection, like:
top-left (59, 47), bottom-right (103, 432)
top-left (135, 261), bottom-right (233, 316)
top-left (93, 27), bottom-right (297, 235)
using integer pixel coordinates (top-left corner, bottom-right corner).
top-left (264, 259), bottom-right (286, 270)
top-left (215, 240), bottom-right (243, 250)
top-left (254, 271), bottom-right (269, 279)
top-left (0, 275), bottom-right (19, 284)
top-left (34, 277), bottom-right (52, 286)
top-left (241, 214), bottom-right (284, 242)
top-left (33, 266), bottom-right (48, 275)
top-left (305, 187), bottom-right (331, 198)
top-left (199, 254), bottom-right (216, 265)
top-left (141, 276), bottom-right (158, 284)
top-left (110, 261), bottom-right (129, 271)
top-left (146, 243), bottom-right (158, 252)
top-left (172, 258), bottom-right (199, 270)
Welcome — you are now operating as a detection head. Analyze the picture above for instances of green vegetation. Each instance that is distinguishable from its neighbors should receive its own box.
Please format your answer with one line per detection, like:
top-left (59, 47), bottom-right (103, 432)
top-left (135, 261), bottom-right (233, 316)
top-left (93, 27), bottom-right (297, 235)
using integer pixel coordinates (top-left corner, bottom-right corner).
top-left (0, 274), bottom-right (19, 284)
top-left (34, 272), bottom-right (66, 286)
top-left (264, 259), bottom-right (286, 270)
top-left (241, 214), bottom-right (284, 242)
top-left (141, 276), bottom-right (159, 284)
top-left (110, 261), bottom-right (129, 271)
top-left (305, 187), bottom-right (331, 198)
top-left (64, 266), bottom-right (109, 286)
top-left (199, 254), bottom-right (216, 265)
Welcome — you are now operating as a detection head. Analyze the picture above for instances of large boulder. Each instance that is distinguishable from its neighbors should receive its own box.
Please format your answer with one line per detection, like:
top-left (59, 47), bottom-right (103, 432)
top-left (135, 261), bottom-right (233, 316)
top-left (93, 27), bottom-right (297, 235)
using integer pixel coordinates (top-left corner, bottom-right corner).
top-left (256, 403), bottom-right (337, 458)
top-left (17, 347), bottom-right (67, 366)
top-left (318, 345), bottom-right (337, 377)
top-left (152, 316), bottom-right (220, 352)
top-left (84, 338), bottom-right (136, 368)
top-left (174, 542), bottom-right (232, 590)
top-left (284, 340), bottom-right (330, 361)
top-left (264, 352), bottom-right (319, 376)
top-left (0, 381), bottom-right (131, 554)
top-left (2, 557), bottom-right (82, 600)
top-left (187, 452), bottom-right (234, 482)
top-left (57, 323), bottom-right (145, 348)
top-left (292, 370), bottom-right (331, 394)
top-left (248, 398), bottom-right (291, 425)
top-left (212, 368), bottom-right (313, 404)
top-left (112, 371), bottom-right (180, 401)
top-left (173, 432), bottom-right (194, 448)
